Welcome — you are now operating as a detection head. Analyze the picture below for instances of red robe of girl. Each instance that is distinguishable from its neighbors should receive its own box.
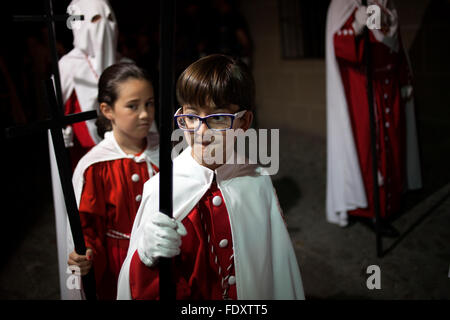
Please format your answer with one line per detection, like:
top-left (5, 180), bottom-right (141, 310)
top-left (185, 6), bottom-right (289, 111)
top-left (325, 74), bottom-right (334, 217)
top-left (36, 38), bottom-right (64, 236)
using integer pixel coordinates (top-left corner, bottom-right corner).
top-left (79, 155), bottom-right (159, 300)
top-left (333, 10), bottom-right (411, 219)
top-left (72, 130), bottom-right (160, 300)
top-left (129, 181), bottom-right (237, 300)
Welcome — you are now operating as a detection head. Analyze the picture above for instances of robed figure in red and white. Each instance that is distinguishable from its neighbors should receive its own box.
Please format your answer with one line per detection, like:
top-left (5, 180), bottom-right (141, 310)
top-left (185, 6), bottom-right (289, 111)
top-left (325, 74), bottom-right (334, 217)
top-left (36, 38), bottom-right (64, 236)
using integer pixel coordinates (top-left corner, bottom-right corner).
top-left (325, 0), bottom-right (422, 227)
top-left (49, 0), bottom-right (121, 299)
top-left (59, 0), bottom-right (119, 159)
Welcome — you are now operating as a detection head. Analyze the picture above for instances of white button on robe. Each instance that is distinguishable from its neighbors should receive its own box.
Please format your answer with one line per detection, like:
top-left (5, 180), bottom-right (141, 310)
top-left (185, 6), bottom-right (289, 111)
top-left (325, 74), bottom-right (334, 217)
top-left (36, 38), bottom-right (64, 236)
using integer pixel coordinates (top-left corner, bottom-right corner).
top-left (131, 173), bottom-right (140, 182)
top-left (228, 276), bottom-right (236, 285)
top-left (219, 239), bottom-right (228, 248)
top-left (212, 195), bottom-right (222, 206)
top-left (135, 194), bottom-right (142, 202)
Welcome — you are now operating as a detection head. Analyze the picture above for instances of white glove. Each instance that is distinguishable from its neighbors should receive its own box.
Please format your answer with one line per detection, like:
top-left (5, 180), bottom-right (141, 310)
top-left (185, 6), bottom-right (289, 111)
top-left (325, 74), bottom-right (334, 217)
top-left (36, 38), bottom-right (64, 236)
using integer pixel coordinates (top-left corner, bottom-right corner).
top-left (137, 211), bottom-right (187, 267)
top-left (62, 126), bottom-right (74, 148)
top-left (352, 6), bottom-right (368, 35)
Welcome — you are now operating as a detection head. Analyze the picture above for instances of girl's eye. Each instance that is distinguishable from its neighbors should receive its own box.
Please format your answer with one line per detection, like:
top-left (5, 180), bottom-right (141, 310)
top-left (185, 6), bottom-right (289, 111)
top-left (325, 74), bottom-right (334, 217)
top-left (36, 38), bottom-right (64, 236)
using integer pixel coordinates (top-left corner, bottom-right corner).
top-left (127, 104), bottom-right (137, 110)
top-left (146, 101), bottom-right (155, 108)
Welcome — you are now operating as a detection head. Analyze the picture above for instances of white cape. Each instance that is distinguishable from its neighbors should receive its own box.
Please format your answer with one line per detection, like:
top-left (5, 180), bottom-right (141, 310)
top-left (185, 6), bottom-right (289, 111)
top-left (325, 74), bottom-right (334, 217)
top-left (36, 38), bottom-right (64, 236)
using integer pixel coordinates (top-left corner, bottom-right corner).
top-left (50, 124), bottom-right (159, 299)
top-left (117, 147), bottom-right (305, 300)
top-left (325, 0), bottom-right (422, 226)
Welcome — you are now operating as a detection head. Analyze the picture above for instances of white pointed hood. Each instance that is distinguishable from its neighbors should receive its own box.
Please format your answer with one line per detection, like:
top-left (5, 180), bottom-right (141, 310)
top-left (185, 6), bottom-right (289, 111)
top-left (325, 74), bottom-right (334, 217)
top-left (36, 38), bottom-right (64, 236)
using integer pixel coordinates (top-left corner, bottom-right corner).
top-left (59, 0), bottom-right (118, 144)
top-left (69, 0), bottom-right (118, 76)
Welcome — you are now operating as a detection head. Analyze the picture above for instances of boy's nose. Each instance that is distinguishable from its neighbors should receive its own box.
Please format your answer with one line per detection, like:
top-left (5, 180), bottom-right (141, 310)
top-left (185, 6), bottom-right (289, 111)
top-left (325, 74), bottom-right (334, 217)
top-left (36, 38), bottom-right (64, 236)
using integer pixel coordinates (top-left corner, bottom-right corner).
top-left (196, 121), bottom-right (209, 135)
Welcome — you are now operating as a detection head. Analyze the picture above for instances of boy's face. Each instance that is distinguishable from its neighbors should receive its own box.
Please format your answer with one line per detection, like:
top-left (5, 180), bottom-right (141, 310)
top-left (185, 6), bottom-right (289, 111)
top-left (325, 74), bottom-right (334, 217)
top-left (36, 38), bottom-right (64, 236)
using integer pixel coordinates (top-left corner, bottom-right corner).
top-left (182, 103), bottom-right (253, 170)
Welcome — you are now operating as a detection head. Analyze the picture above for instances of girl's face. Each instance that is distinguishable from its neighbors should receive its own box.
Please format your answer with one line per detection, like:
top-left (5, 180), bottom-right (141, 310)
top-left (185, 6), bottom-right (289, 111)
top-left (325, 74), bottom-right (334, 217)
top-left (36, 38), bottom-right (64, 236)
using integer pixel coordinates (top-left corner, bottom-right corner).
top-left (103, 78), bottom-right (155, 142)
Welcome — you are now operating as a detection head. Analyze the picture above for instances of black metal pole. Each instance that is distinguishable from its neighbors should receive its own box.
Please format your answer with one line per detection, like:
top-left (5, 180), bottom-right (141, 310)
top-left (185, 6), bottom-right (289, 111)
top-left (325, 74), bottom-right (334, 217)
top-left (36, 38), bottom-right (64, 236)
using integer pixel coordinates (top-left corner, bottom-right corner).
top-left (362, 0), bottom-right (383, 257)
top-left (159, 0), bottom-right (176, 300)
top-left (46, 81), bottom-right (97, 300)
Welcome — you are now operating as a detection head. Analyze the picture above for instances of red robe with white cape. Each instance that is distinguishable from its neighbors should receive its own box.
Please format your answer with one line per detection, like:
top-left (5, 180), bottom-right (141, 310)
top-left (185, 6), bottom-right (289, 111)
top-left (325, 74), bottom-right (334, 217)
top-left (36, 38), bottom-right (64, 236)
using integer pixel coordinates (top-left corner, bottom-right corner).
top-left (325, 0), bottom-right (422, 226)
top-left (117, 147), bottom-right (305, 299)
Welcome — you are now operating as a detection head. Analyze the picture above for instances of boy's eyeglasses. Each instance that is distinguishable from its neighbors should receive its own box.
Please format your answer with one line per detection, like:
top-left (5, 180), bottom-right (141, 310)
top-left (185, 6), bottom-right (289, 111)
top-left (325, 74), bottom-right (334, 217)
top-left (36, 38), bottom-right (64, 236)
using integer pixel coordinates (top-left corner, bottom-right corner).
top-left (174, 107), bottom-right (247, 132)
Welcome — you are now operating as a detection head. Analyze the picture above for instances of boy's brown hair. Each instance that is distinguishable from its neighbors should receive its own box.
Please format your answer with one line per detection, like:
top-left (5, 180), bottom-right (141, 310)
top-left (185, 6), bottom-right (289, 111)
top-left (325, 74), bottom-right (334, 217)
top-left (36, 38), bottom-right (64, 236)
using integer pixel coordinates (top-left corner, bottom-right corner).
top-left (176, 54), bottom-right (255, 112)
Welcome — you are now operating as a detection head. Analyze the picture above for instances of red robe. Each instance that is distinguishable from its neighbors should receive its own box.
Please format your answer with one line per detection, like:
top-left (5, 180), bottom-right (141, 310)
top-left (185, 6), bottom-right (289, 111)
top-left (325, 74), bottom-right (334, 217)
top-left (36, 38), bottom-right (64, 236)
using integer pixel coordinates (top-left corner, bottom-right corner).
top-left (129, 181), bottom-right (237, 300)
top-left (79, 155), bottom-right (159, 300)
top-left (333, 11), bottom-right (411, 219)
top-left (64, 90), bottom-right (96, 170)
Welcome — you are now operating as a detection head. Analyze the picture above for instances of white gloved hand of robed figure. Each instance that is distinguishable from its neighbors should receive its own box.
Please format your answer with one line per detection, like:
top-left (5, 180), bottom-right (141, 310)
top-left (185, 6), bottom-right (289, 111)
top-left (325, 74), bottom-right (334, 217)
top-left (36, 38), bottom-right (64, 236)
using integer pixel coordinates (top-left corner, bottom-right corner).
top-left (137, 211), bottom-right (188, 267)
top-left (62, 126), bottom-right (74, 148)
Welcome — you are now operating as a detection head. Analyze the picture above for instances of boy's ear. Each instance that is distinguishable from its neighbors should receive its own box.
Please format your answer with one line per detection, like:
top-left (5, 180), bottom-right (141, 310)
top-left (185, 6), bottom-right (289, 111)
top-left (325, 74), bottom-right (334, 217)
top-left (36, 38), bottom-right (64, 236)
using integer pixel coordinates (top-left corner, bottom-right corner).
top-left (100, 102), bottom-right (114, 121)
top-left (239, 111), bottom-right (253, 131)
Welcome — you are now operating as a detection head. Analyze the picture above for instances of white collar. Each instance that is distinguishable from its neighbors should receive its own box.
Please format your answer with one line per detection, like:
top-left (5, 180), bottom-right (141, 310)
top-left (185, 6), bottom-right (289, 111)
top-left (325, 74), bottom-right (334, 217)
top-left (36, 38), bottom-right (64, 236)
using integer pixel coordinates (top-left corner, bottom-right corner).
top-left (104, 125), bottom-right (159, 165)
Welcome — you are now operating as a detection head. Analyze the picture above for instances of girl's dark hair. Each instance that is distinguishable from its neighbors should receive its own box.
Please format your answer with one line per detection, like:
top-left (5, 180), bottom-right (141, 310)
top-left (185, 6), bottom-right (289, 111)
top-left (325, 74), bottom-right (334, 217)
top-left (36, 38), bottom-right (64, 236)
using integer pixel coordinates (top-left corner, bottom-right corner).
top-left (176, 54), bottom-right (255, 112)
top-left (96, 62), bottom-right (152, 138)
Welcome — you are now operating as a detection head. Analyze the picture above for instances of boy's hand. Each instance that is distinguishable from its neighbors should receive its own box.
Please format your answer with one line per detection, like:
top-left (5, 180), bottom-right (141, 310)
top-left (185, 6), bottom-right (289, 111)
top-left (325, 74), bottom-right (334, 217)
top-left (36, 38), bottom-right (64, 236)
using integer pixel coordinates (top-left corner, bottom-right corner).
top-left (137, 211), bottom-right (187, 267)
top-left (68, 249), bottom-right (93, 276)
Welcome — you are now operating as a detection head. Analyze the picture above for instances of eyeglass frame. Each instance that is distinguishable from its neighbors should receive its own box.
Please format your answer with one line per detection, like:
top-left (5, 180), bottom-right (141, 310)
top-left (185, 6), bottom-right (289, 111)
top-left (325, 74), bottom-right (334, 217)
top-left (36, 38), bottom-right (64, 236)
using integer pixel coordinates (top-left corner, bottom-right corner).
top-left (174, 107), bottom-right (247, 132)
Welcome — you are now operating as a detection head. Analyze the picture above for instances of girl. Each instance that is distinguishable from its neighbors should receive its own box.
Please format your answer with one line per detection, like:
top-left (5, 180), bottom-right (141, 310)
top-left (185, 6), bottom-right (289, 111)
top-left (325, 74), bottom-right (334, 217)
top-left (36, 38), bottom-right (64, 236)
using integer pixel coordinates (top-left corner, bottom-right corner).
top-left (68, 63), bottom-right (159, 300)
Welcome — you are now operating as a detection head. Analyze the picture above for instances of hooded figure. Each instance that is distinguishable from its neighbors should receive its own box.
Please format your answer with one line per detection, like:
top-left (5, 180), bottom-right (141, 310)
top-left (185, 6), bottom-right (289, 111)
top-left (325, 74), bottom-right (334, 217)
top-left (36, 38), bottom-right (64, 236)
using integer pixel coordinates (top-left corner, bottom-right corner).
top-left (325, 0), bottom-right (422, 227)
top-left (59, 0), bottom-right (119, 152)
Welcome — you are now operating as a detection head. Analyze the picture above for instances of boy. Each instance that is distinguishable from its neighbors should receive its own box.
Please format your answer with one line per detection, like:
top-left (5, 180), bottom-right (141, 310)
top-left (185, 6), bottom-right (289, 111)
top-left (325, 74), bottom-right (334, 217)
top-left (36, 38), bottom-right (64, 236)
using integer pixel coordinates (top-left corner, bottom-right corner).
top-left (117, 54), bottom-right (304, 299)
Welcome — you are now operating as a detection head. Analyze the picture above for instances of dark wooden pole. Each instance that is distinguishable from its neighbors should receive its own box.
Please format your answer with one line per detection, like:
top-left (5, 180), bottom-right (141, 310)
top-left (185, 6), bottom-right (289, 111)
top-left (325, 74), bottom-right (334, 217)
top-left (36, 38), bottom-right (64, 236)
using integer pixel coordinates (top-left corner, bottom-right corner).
top-left (158, 0), bottom-right (176, 300)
